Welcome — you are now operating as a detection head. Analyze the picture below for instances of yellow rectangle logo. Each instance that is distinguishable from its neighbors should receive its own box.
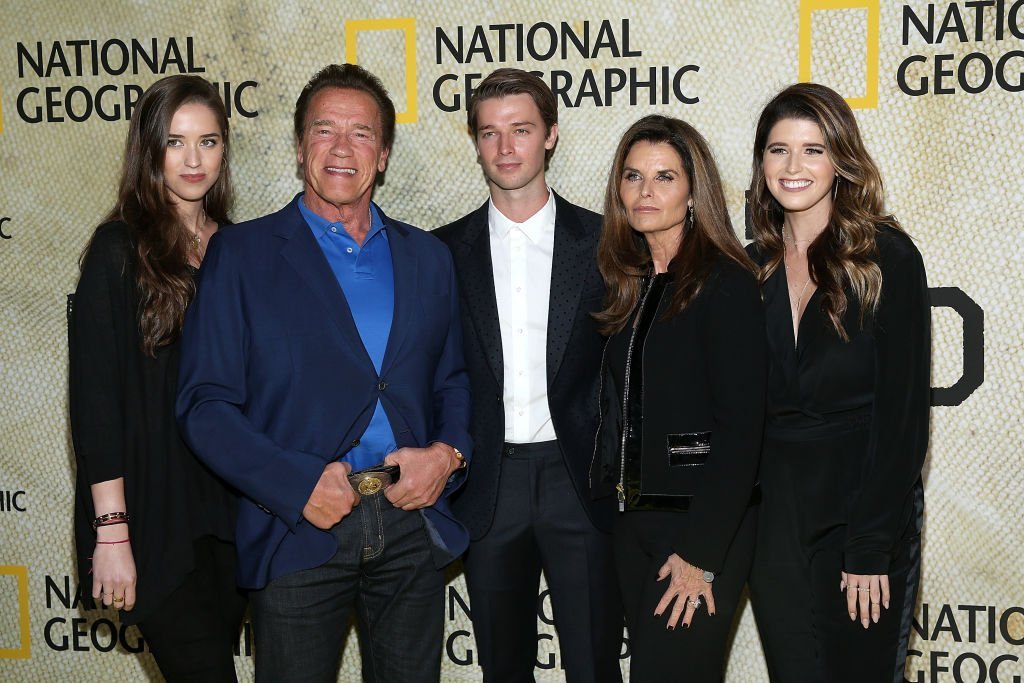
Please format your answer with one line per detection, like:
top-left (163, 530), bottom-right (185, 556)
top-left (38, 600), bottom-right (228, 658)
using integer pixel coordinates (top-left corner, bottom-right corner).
top-left (799, 0), bottom-right (879, 109)
top-left (345, 18), bottom-right (417, 124)
top-left (0, 565), bottom-right (30, 659)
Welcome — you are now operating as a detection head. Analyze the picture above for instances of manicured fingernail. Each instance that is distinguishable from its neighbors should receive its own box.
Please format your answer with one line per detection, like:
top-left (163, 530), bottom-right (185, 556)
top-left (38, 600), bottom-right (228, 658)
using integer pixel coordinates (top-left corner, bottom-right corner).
top-left (883, 601), bottom-right (889, 609)
top-left (667, 625), bottom-right (674, 631)
top-left (872, 614), bottom-right (879, 623)
top-left (683, 623), bottom-right (689, 629)
top-left (862, 618), bottom-right (869, 629)
top-left (850, 612), bottom-right (856, 620)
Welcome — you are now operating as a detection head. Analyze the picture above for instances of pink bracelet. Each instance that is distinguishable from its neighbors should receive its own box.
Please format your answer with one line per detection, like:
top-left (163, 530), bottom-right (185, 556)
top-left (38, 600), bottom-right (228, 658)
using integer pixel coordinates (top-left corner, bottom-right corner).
top-left (95, 539), bottom-right (130, 545)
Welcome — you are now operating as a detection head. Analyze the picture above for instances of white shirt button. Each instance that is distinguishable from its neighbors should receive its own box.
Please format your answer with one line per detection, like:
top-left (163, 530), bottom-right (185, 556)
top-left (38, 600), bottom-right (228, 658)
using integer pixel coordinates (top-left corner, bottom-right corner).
top-left (346, 247), bottom-right (354, 254)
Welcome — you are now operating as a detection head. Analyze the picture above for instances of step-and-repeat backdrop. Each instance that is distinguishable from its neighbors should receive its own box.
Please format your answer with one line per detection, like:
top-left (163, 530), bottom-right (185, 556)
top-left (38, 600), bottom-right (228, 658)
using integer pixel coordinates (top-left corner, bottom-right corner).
top-left (2, 1), bottom-right (1021, 680)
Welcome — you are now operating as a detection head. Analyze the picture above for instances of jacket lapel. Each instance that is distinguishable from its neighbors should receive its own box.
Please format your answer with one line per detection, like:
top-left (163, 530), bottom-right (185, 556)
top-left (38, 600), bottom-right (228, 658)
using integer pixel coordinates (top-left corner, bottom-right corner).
top-left (380, 208), bottom-right (414, 373)
top-left (546, 192), bottom-right (590, 386)
top-left (275, 198), bottom-right (374, 369)
top-left (453, 201), bottom-right (504, 388)
top-left (764, 264), bottom-right (801, 383)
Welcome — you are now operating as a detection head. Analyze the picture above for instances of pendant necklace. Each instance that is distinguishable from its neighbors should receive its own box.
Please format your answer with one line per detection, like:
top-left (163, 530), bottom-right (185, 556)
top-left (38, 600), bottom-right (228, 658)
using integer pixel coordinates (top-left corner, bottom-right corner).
top-left (187, 210), bottom-right (207, 252)
top-left (783, 230), bottom-right (813, 342)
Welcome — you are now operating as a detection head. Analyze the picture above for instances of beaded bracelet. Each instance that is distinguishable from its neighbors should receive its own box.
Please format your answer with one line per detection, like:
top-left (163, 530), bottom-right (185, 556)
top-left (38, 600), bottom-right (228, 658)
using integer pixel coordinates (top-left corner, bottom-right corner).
top-left (92, 511), bottom-right (130, 530)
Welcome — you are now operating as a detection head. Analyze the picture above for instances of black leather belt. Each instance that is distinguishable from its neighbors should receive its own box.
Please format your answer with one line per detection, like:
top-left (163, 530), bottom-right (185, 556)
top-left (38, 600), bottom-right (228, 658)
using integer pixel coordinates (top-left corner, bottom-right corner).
top-left (503, 441), bottom-right (559, 459)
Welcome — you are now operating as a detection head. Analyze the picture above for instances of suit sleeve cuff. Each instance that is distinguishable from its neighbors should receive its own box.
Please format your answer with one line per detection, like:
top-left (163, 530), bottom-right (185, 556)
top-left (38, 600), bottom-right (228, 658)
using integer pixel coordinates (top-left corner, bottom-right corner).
top-left (844, 550), bottom-right (891, 575)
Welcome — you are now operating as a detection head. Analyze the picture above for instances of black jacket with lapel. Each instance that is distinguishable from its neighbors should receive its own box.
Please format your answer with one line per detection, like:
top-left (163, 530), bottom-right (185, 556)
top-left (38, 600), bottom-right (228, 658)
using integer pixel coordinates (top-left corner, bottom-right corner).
top-left (435, 192), bottom-right (610, 539)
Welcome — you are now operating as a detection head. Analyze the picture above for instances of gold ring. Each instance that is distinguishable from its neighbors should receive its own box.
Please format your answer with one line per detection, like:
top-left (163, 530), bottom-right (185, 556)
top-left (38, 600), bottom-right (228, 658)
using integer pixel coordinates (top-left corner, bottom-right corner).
top-left (112, 596), bottom-right (124, 603)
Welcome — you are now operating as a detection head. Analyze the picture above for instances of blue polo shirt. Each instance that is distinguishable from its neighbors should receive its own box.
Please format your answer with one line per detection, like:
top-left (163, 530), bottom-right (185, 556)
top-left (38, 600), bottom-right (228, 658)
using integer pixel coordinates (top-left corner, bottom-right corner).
top-left (298, 195), bottom-right (396, 472)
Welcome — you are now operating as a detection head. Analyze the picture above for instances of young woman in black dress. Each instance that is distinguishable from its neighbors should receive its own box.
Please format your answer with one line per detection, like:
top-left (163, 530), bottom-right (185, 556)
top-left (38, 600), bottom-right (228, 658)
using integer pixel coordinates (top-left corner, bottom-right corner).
top-left (746, 82), bottom-right (930, 682)
top-left (70, 75), bottom-right (246, 681)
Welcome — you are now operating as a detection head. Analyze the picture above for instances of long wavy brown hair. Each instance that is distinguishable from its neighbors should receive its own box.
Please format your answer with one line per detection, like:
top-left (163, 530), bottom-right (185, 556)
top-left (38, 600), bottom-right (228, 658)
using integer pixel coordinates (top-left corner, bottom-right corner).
top-left (749, 82), bottom-right (902, 340)
top-left (595, 115), bottom-right (753, 335)
top-left (86, 75), bottom-right (232, 356)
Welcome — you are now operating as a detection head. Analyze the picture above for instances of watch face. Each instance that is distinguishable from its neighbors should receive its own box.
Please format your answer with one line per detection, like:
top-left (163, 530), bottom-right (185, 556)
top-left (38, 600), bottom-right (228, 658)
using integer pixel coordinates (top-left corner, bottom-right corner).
top-left (703, 570), bottom-right (715, 583)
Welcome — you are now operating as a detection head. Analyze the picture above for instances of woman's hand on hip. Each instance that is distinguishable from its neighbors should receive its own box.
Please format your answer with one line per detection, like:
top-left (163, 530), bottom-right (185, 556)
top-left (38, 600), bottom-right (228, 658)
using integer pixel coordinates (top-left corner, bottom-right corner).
top-left (841, 571), bottom-right (890, 628)
top-left (654, 553), bottom-right (716, 629)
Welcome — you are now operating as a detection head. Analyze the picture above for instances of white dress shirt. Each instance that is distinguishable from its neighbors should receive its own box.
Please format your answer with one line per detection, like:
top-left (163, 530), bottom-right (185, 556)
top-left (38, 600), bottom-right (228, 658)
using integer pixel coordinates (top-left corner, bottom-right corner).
top-left (489, 190), bottom-right (557, 444)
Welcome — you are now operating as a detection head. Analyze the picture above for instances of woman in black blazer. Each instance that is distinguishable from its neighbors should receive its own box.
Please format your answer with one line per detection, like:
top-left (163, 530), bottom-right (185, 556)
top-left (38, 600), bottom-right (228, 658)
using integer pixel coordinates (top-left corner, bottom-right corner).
top-left (590, 115), bottom-right (767, 681)
top-left (745, 83), bottom-right (930, 682)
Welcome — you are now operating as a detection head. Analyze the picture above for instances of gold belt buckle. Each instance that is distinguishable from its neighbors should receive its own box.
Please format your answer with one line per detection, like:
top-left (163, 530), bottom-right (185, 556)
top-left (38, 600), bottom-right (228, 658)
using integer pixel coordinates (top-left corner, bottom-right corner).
top-left (357, 476), bottom-right (384, 496)
top-left (348, 464), bottom-right (400, 496)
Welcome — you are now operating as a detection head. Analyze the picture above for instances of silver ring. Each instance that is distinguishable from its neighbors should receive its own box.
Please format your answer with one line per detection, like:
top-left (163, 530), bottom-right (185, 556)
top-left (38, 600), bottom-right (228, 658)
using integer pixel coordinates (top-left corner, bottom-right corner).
top-left (856, 587), bottom-right (871, 593)
top-left (689, 598), bottom-right (702, 608)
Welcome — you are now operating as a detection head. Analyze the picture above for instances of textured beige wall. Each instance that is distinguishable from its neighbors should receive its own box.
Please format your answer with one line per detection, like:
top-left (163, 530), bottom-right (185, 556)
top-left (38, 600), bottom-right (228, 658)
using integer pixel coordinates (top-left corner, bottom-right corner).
top-left (2, 1), bottom-right (1021, 680)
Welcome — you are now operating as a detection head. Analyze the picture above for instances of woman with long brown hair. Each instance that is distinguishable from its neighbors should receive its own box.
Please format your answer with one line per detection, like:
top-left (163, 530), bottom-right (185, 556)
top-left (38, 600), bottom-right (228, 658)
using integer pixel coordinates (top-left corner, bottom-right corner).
top-left (69, 75), bottom-right (245, 681)
top-left (589, 115), bottom-right (766, 681)
top-left (746, 82), bottom-right (930, 682)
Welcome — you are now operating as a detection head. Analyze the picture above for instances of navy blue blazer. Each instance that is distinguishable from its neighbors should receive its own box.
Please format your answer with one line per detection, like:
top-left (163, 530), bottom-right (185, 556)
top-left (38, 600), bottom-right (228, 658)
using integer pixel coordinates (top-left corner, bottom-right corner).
top-left (176, 196), bottom-right (472, 589)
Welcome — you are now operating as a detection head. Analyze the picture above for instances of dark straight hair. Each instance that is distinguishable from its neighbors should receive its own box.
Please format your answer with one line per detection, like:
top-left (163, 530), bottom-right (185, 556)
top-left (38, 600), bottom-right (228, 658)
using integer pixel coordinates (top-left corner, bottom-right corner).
top-left (90, 74), bottom-right (232, 356)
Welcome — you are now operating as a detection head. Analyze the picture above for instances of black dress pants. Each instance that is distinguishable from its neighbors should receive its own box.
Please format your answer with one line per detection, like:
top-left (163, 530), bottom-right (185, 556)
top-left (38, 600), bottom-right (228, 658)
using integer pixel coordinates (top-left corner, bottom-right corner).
top-left (749, 433), bottom-right (922, 683)
top-left (137, 535), bottom-right (247, 683)
top-left (463, 441), bottom-right (623, 683)
top-left (613, 506), bottom-right (757, 683)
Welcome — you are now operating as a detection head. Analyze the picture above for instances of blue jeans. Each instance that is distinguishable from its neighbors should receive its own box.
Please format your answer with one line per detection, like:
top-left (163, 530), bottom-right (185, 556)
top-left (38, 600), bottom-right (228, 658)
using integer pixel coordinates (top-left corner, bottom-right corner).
top-left (250, 495), bottom-right (445, 683)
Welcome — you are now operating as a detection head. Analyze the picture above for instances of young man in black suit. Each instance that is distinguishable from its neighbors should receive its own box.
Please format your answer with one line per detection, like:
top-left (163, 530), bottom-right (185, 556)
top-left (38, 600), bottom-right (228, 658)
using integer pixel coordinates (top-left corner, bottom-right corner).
top-left (435, 68), bottom-right (622, 683)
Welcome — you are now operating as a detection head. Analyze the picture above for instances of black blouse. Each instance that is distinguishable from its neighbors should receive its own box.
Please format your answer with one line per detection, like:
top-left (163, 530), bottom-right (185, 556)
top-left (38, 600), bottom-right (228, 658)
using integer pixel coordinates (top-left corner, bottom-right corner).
top-left (69, 222), bottom-right (236, 624)
top-left (749, 225), bottom-right (930, 574)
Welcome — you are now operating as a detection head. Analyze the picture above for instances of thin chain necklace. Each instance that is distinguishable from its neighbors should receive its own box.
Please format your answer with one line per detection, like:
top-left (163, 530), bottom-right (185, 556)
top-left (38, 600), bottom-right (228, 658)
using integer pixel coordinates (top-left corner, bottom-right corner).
top-left (782, 229), bottom-right (813, 340)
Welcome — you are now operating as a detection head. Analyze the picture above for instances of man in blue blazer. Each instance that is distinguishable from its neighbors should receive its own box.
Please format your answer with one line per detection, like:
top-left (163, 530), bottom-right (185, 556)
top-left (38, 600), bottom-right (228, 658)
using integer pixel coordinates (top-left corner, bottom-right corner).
top-left (177, 64), bottom-right (472, 682)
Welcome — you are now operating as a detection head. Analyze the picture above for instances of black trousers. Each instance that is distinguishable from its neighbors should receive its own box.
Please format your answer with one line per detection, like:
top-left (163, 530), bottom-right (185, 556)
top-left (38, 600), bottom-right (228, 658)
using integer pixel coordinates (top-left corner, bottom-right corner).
top-left (137, 536), bottom-right (247, 683)
top-left (749, 433), bottom-right (922, 683)
top-left (613, 506), bottom-right (757, 683)
top-left (463, 441), bottom-right (623, 683)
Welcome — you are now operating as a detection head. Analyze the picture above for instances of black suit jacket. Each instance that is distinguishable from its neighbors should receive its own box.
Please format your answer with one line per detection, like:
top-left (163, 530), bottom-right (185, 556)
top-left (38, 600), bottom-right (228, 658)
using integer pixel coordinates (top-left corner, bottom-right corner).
top-left (435, 192), bottom-right (610, 539)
